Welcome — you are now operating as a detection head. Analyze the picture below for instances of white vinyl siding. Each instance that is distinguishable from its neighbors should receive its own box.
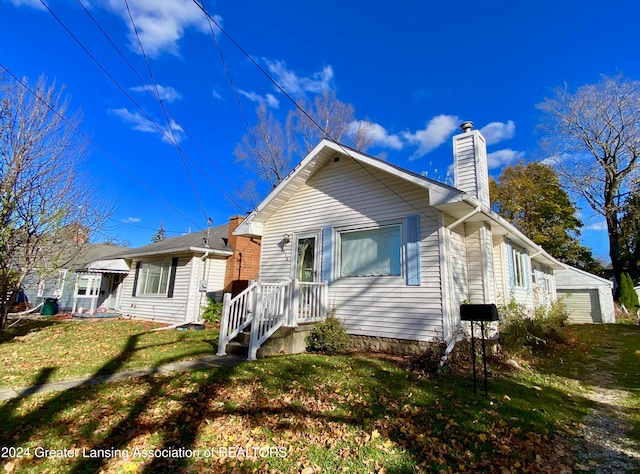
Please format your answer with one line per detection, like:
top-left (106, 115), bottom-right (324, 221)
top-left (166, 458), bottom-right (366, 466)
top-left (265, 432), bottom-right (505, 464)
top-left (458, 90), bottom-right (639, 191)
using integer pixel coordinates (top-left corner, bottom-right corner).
top-left (119, 255), bottom-right (227, 324)
top-left (259, 156), bottom-right (444, 341)
top-left (448, 226), bottom-right (469, 307)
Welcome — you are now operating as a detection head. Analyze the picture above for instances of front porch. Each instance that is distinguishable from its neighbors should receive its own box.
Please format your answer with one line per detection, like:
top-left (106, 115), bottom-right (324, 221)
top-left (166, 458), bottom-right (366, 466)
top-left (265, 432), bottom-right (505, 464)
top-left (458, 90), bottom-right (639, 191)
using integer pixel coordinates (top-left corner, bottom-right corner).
top-left (217, 280), bottom-right (329, 360)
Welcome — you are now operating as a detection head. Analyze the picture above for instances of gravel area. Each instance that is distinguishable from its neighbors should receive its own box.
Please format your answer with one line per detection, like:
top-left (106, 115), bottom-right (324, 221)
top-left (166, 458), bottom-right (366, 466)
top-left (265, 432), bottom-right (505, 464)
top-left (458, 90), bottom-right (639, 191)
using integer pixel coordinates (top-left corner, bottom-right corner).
top-left (576, 340), bottom-right (640, 473)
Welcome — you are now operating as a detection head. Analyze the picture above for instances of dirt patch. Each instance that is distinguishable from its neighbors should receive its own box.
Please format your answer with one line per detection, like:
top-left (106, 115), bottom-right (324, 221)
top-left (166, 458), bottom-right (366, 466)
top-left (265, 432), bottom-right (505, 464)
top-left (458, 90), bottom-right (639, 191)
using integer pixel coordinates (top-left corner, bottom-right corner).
top-left (575, 337), bottom-right (640, 473)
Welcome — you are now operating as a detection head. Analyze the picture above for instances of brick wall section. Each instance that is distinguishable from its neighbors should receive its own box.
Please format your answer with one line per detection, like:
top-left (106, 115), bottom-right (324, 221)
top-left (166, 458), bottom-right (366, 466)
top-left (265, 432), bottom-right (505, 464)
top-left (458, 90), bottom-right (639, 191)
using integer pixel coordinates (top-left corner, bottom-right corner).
top-left (224, 215), bottom-right (261, 293)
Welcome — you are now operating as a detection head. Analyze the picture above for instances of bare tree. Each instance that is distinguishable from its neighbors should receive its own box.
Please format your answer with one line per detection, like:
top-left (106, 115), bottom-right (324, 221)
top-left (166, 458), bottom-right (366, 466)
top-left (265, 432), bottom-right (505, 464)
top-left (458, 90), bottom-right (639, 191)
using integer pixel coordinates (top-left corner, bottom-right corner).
top-left (234, 91), bottom-right (373, 209)
top-left (290, 90), bottom-right (374, 157)
top-left (537, 74), bottom-right (640, 295)
top-left (0, 76), bottom-right (112, 331)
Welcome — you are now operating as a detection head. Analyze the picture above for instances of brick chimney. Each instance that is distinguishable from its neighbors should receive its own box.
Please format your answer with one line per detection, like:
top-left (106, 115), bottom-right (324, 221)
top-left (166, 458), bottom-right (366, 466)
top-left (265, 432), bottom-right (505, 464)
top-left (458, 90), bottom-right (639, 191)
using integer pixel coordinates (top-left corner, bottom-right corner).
top-left (452, 121), bottom-right (490, 207)
top-left (224, 215), bottom-right (261, 294)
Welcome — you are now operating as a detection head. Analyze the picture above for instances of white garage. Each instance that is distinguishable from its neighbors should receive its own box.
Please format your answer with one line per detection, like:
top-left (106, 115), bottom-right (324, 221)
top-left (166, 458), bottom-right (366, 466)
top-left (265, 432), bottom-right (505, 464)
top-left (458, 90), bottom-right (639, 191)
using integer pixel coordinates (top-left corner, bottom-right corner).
top-left (554, 266), bottom-right (615, 324)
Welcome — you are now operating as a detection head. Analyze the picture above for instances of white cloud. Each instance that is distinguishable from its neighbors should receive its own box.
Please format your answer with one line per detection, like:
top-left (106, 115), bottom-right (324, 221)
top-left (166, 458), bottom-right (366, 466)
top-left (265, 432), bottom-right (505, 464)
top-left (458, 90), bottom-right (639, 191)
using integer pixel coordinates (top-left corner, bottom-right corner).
top-left (348, 121), bottom-right (403, 150)
top-left (584, 221), bottom-right (608, 231)
top-left (122, 217), bottom-right (141, 223)
top-left (486, 149), bottom-right (525, 169)
top-left (211, 89), bottom-right (223, 100)
top-left (238, 90), bottom-right (280, 108)
top-left (130, 84), bottom-right (183, 103)
top-left (7, 0), bottom-right (44, 9)
top-left (263, 59), bottom-right (333, 96)
top-left (402, 114), bottom-right (459, 160)
top-left (100, 0), bottom-right (221, 57)
top-left (479, 120), bottom-right (516, 145)
top-left (109, 107), bottom-right (185, 144)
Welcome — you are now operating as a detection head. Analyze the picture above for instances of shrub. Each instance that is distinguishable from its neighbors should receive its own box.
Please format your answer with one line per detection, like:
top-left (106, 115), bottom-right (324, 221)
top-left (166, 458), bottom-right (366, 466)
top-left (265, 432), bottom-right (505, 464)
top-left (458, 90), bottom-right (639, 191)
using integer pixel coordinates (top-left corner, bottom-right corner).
top-left (201, 296), bottom-right (223, 324)
top-left (305, 316), bottom-right (350, 354)
top-left (499, 299), bottom-right (570, 356)
top-left (619, 272), bottom-right (639, 313)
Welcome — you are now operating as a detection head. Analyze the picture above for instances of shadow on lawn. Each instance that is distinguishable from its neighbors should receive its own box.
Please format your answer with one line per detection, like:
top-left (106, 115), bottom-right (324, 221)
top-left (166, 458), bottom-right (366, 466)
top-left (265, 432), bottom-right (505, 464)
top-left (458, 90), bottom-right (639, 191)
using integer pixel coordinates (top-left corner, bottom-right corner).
top-left (0, 328), bottom-right (236, 473)
top-left (2, 324), bottom-right (639, 473)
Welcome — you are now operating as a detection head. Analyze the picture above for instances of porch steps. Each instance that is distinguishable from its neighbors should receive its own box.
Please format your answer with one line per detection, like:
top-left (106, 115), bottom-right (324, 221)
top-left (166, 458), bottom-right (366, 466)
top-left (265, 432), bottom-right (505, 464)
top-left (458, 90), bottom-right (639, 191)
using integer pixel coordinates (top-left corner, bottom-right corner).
top-left (225, 325), bottom-right (317, 359)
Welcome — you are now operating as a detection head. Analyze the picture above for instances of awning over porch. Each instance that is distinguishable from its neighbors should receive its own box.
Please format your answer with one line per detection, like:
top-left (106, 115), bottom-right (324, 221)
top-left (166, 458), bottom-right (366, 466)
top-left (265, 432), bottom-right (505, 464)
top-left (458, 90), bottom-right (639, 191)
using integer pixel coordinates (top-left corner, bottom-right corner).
top-left (85, 259), bottom-right (129, 274)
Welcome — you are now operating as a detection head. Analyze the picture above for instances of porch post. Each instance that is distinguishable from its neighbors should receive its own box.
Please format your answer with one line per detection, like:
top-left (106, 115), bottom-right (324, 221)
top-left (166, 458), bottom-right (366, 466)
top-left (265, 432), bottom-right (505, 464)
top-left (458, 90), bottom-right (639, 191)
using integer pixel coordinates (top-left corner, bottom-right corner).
top-left (248, 282), bottom-right (263, 360)
top-left (289, 279), bottom-right (299, 327)
top-left (216, 293), bottom-right (231, 356)
top-left (322, 281), bottom-right (329, 318)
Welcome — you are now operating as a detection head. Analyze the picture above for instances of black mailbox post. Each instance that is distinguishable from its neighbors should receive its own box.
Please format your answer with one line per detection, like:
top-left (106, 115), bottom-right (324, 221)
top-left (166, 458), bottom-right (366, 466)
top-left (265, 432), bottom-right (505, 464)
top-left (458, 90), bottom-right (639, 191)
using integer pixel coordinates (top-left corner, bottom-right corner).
top-left (460, 304), bottom-right (499, 395)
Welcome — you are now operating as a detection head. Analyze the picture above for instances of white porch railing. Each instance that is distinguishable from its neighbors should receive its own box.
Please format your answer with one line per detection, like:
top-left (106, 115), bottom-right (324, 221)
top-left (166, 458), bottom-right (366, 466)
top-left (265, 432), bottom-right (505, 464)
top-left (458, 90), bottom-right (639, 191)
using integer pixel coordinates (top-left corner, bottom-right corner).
top-left (217, 279), bottom-right (328, 360)
top-left (216, 282), bottom-right (258, 356)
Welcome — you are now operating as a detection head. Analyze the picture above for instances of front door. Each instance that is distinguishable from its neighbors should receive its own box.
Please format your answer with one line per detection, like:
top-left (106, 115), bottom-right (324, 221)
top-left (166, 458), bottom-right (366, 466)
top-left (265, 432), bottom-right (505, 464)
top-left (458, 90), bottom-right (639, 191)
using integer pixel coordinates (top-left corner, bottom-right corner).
top-left (294, 234), bottom-right (318, 282)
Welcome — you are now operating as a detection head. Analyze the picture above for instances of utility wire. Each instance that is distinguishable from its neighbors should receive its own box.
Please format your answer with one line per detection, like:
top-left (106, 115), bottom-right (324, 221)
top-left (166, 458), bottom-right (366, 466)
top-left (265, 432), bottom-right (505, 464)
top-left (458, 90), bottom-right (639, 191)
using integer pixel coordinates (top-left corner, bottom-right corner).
top-left (197, 0), bottom-right (273, 188)
top-left (192, 0), bottom-right (446, 230)
top-left (75, 0), bottom-right (244, 202)
top-left (0, 63), bottom-right (203, 230)
top-left (39, 0), bottom-right (244, 216)
top-left (123, 0), bottom-right (208, 223)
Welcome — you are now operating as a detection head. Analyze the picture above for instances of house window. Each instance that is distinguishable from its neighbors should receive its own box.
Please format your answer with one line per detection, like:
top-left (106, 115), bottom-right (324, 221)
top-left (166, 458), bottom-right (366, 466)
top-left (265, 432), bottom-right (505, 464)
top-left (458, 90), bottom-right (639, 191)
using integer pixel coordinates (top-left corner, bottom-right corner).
top-left (510, 245), bottom-right (529, 289)
top-left (340, 225), bottom-right (401, 278)
top-left (137, 261), bottom-right (171, 295)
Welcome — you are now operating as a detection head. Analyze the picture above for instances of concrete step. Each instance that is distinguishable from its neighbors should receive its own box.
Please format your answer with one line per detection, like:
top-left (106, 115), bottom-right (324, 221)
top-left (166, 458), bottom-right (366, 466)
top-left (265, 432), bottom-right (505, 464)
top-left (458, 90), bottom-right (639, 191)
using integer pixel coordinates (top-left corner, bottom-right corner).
top-left (225, 341), bottom-right (249, 357)
top-left (236, 331), bottom-right (251, 344)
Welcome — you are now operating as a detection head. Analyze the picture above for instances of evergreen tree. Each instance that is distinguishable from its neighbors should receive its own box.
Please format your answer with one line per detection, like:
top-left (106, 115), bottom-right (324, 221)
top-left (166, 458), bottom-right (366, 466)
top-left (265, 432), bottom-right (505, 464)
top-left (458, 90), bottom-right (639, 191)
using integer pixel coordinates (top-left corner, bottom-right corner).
top-left (151, 222), bottom-right (168, 243)
top-left (619, 272), bottom-right (639, 312)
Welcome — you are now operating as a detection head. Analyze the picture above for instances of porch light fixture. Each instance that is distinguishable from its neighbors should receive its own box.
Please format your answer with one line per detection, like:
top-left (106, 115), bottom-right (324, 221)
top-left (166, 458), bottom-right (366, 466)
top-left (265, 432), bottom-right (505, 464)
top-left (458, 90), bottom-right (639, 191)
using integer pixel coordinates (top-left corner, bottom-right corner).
top-left (283, 234), bottom-right (291, 244)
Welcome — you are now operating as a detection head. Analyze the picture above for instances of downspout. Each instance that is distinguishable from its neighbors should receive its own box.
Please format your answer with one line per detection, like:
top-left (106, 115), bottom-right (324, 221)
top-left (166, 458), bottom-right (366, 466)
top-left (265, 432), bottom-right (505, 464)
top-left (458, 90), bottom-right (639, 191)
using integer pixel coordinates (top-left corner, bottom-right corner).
top-left (198, 251), bottom-right (211, 323)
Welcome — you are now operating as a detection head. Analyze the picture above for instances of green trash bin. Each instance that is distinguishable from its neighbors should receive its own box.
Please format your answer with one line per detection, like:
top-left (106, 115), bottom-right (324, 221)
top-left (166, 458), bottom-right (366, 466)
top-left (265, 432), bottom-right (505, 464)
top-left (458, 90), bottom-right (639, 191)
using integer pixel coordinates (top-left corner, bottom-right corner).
top-left (42, 298), bottom-right (58, 316)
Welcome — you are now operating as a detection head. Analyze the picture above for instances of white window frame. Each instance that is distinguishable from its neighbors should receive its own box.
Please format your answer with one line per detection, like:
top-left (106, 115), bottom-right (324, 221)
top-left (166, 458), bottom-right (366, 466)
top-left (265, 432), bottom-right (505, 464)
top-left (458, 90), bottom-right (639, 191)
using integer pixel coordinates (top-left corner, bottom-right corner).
top-left (338, 224), bottom-right (402, 278)
top-left (511, 246), bottom-right (529, 289)
top-left (137, 261), bottom-right (172, 296)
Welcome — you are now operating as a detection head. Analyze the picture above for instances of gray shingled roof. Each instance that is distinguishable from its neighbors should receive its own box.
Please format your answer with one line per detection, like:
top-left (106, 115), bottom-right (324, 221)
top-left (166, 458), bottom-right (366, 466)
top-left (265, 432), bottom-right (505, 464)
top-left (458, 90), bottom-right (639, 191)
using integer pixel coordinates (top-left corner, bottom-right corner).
top-left (110, 224), bottom-right (232, 259)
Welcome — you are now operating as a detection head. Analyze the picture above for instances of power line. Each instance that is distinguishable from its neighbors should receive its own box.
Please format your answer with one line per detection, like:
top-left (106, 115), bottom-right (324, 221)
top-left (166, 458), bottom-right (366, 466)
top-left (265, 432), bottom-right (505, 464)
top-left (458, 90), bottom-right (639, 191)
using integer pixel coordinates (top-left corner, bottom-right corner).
top-left (196, 0), bottom-right (273, 189)
top-left (0, 64), bottom-right (203, 230)
top-left (191, 0), bottom-right (446, 230)
top-left (38, 0), bottom-right (245, 217)
top-left (74, 0), bottom-right (245, 206)
top-left (123, 0), bottom-right (208, 223)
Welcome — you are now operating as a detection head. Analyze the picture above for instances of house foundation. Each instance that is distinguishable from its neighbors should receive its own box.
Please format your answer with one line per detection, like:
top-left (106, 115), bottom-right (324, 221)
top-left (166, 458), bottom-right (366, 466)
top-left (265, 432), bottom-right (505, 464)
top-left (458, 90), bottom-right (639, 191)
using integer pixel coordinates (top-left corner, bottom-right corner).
top-left (347, 335), bottom-right (434, 355)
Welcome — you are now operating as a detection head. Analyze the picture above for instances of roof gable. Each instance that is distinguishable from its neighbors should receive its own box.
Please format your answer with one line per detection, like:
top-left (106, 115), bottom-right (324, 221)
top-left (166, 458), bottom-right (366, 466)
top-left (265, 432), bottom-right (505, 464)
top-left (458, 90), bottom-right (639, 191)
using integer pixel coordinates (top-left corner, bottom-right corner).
top-left (235, 139), bottom-right (465, 237)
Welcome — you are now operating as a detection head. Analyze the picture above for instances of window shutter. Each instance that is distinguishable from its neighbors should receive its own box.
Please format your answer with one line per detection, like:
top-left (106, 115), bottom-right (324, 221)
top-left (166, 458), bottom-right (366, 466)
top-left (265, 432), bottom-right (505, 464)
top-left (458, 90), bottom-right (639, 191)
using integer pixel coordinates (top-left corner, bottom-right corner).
top-left (405, 215), bottom-right (421, 286)
top-left (167, 257), bottom-right (179, 298)
top-left (321, 227), bottom-right (334, 284)
top-left (132, 261), bottom-right (141, 297)
top-left (506, 239), bottom-right (515, 291)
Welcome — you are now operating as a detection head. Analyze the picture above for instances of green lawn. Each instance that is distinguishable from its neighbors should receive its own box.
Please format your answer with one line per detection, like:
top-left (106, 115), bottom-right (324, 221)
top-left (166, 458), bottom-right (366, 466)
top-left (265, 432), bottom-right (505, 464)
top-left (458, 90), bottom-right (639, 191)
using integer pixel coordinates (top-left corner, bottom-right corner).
top-left (0, 321), bottom-right (638, 473)
top-left (0, 319), bottom-right (220, 389)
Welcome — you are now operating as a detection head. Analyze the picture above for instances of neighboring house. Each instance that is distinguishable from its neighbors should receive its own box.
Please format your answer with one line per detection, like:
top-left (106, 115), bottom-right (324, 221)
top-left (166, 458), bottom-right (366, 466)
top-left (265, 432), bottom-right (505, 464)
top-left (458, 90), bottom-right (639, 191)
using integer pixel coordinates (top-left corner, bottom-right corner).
top-left (219, 122), bottom-right (565, 359)
top-left (22, 243), bottom-right (129, 313)
top-left (555, 266), bottom-right (615, 323)
top-left (77, 218), bottom-right (260, 325)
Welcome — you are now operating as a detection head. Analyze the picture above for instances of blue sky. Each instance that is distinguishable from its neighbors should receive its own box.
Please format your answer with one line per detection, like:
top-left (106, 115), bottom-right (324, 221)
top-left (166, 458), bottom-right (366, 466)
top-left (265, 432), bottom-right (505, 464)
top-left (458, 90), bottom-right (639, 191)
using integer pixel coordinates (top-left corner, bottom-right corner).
top-left (2, 0), bottom-right (638, 261)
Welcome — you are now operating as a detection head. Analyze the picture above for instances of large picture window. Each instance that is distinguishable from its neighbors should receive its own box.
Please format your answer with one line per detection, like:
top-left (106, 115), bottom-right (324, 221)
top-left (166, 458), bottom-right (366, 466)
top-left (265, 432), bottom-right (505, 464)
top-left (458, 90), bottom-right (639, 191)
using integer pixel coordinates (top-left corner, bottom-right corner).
top-left (137, 261), bottom-right (171, 295)
top-left (340, 226), bottom-right (401, 278)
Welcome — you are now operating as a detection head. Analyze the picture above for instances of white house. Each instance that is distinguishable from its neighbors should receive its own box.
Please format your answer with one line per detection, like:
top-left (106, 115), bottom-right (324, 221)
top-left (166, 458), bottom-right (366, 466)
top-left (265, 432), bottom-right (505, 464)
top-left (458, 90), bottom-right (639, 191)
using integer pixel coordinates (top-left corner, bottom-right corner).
top-left (218, 123), bottom-right (565, 359)
top-left (555, 266), bottom-right (615, 323)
